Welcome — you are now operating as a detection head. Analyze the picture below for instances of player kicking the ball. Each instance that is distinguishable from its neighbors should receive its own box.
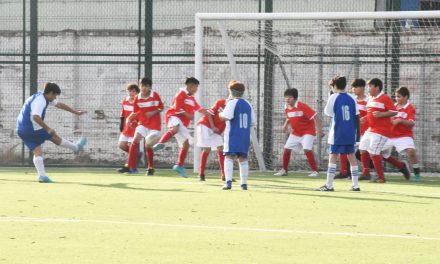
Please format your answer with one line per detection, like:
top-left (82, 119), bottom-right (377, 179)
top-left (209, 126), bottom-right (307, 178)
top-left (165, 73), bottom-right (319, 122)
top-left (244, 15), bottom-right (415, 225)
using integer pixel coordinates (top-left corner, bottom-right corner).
top-left (16, 82), bottom-right (87, 183)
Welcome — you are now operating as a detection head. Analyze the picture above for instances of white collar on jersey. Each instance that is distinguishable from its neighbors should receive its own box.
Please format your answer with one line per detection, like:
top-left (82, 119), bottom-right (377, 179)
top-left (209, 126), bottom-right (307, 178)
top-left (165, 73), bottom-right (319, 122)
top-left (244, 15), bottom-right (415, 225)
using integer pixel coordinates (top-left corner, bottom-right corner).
top-left (285, 100), bottom-right (299, 109)
top-left (371, 91), bottom-right (384, 99)
top-left (137, 90), bottom-right (155, 99)
top-left (396, 102), bottom-right (410, 109)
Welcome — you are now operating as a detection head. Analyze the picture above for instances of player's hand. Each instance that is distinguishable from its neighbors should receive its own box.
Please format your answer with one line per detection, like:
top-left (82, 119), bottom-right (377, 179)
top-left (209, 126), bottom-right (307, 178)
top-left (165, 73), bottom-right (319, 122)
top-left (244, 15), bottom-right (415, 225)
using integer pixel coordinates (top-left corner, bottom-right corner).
top-left (199, 109), bottom-right (208, 115)
top-left (391, 119), bottom-right (401, 126)
top-left (372, 111), bottom-right (383, 118)
top-left (360, 116), bottom-right (367, 124)
top-left (319, 130), bottom-right (325, 138)
top-left (76, 110), bottom-right (87, 116)
top-left (282, 125), bottom-right (288, 133)
top-left (212, 127), bottom-right (220, 134)
top-left (145, 111), bottom-right (156, 118)
top-left (47, 128), bottom-right (56, 135)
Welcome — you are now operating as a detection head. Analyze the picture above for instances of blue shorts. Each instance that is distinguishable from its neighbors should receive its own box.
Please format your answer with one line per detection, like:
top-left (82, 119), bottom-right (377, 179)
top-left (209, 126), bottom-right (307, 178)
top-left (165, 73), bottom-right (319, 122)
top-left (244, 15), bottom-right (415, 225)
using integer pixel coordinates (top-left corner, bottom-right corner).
top-left (224, 152), bottom-right (248, 159)
top-left (329, 144), bottom-right (355, 154)
top-left (17, 129), bottom-right (53, 151)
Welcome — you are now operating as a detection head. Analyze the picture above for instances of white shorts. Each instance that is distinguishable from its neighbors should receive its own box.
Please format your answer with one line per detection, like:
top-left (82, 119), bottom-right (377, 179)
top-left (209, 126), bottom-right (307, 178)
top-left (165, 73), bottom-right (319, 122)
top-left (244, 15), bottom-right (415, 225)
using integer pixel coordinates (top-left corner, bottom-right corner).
top-left (135, 125), bottom-right (161, 143)
top-left (381, 137), bottom-right (416, 158)
top-left (168, 116), bottom-right (193, 147)
top-left (118, 133), bottom-right (133, 143)
top-left (284, 134), bottom-right (315, 153)
top-left (359, 131), bottom-right (388, 155)
top-left (196, 124), bottom-right (223, 150)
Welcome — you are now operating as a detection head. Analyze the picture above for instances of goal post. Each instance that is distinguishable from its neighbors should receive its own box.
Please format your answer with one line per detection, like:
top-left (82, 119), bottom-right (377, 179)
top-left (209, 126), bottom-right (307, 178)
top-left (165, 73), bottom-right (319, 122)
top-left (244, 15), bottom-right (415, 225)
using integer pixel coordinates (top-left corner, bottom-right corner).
top-left (194, 11), bottom-right (440, 173)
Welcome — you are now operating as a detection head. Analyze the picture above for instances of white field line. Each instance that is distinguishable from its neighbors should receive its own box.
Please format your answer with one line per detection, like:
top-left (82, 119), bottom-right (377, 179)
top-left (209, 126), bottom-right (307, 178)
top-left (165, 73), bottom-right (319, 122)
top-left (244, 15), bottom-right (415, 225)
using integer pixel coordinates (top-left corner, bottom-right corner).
top-left (1, 216), bottom-right (439, 241)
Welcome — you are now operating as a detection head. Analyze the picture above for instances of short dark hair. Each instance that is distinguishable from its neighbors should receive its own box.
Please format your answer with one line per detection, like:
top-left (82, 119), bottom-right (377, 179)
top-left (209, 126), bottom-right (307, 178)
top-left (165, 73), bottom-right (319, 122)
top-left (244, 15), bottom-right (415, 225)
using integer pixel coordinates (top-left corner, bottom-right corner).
top-left (329, 75), bottom-right (346, 90)
top-left (185, 77), bottom-right (200, 85)
top-left (43, 82), bottom-right (61, 95)
top-left (284, 88), bottom-right (298, 99)
top-left (126, 83), bottom-right (140, 93)
top-left (139, 77), bottom-right (152, 87)
top-left (396, 86), bottom-right (410, 99)
top-left (367, 78), bottom-right (383, 91)
top-left (351, 78), bottom-right (366, 88)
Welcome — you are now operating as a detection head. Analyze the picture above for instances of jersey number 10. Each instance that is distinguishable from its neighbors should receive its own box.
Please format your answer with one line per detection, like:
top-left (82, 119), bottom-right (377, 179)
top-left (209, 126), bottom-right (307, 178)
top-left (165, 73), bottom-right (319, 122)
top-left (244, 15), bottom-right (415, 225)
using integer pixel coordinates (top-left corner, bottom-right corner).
top-left (239, 113), bottom-right (249, 128)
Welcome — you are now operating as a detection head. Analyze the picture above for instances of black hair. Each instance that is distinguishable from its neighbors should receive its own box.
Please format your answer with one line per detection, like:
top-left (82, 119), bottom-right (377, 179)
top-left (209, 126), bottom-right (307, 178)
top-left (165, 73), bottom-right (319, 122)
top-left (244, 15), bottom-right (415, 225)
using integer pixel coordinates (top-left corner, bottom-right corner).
top-left (329, 75), bottom-right (346, 90)
top-left (284, 88), bottom-right (298, 99)
top-left (351, 78), bottom-right (366, 88)
top-left (43, 82), bottom-right (61, 95)
top-left (367, 78), bottom-right (383, 91)
top-left (139, 77), bottom-right (152, 87)
top-left (396, 86), bottom-right (410, 99)
top-left (185, 77), bottom-right (200, 85)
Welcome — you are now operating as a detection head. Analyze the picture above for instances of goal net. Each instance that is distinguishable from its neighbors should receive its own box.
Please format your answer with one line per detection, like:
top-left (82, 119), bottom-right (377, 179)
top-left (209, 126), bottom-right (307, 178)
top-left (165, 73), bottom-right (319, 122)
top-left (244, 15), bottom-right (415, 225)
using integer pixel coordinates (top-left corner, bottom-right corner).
top-left (195, 11), bottom-right (440, 173)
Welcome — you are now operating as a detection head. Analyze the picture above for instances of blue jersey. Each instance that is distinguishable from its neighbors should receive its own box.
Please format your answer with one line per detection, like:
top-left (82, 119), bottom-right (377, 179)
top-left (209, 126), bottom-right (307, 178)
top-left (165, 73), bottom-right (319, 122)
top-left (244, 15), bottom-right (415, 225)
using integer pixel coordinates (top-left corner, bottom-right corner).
top-left (324, 92), bottom-right (359, 145)
top-left (17, 92), bottom-right (55, 133)
top-left (221, 98), bottom-right (255, 154)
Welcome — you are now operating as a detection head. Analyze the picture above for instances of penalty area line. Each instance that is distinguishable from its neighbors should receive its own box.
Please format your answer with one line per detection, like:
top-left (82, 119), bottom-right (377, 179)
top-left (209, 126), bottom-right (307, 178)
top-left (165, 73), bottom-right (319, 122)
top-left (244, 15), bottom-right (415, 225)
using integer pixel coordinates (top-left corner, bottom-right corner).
top-left (0, 216), bottom-right (439, 241)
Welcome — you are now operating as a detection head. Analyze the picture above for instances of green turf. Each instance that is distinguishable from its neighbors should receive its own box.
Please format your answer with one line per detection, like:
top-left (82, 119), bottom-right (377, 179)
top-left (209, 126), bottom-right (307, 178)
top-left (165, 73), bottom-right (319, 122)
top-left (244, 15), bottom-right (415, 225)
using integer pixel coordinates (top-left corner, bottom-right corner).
top-left (0, 167), bottom-right (439, 264)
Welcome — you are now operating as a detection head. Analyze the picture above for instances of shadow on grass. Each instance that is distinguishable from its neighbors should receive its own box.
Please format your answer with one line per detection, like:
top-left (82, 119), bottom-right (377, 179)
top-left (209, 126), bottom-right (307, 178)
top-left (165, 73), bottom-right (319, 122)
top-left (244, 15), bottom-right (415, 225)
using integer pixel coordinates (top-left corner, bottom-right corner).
top-left (0, 178), bottom-right (202, 194)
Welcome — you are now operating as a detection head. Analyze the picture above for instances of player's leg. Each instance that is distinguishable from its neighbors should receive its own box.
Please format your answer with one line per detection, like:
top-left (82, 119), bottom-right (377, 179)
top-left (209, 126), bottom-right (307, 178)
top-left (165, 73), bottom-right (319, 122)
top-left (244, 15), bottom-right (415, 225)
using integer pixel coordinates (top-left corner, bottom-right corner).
top-left (359, 132), bottom-right (372, 180)
top-left (317, 151), bottom-right (337, 191)
top-left (222, 155), bottom-right (234, 190)
top-left (32, 146), bottom-right (52, 183)
top-left (217, 146), bottom-right (225, 181)
top-left (172, 139), bottom-right (190, 178)
top-left (145, 131), bottom-right (160, 176)
top-left (335, 153), bottom-right (349, 179)
top-left (302, 135), bottom-right (319, 177)
top-left (347, 151), bottom-right (360, 191)
top-left (369, 133), bottom-right (388, 183)
top-left (406, 148), bottom-right (421, 181)
top-left (199, 147), bottom-right (211, 181)
top-left (50, 133), bottom-right (86, 154)
top-left (116, 133), bottom-right (131, 173)
top-left (118, 140), bottom-right (129, 153)
top-left (237, 155), bottom-right (249, 190)
top-left (153, 117), bottom-right (180, 151)
top-left (126, 131), bottom-right (144, 174)
top-left (274, 134), bottom-right (296, 176)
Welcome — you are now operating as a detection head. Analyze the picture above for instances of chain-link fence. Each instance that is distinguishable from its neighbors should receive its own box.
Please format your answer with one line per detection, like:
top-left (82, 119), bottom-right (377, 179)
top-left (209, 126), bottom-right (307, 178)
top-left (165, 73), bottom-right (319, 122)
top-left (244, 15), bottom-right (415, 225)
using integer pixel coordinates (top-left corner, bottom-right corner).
top-left (1, 0), bottom-right (439, 172)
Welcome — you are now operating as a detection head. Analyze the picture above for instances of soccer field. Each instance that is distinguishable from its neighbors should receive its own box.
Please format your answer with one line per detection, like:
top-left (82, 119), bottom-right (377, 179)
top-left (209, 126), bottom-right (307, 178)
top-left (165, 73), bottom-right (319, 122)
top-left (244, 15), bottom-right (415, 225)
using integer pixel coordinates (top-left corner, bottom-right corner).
top-left (0, 168), bottom-right (439, 264)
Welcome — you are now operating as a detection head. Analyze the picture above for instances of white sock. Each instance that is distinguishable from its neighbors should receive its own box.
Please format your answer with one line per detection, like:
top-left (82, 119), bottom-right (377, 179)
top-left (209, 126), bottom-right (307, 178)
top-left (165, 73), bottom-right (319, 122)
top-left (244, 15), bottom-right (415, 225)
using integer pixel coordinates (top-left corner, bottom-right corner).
top-left (239, 160), bottom-right (249, 185)
top-left (224, 158), bottom-right (234, 182)
top-left (350, 165), bottom-right (359, 188)
top-left (33, 156), bottom-right (46, 176)
top-left (60, 138), bottom-right (77, 152)
top-left (326, 163), bottom-right (337, 188)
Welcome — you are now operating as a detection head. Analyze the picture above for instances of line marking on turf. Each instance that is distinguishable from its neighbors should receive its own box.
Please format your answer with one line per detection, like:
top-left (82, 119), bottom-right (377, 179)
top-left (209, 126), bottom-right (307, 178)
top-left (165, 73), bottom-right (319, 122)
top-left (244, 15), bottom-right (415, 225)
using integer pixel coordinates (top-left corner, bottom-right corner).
top-left (1, 216), bottom-right (439, 241)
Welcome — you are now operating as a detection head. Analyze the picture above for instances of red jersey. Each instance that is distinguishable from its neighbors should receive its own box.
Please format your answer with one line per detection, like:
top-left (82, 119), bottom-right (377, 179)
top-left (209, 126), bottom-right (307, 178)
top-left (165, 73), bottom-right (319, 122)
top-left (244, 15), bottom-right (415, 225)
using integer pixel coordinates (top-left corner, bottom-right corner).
top-left (285, 101), bottom-right (317, 137)
top-left (391, 102), bottom-right (415, 138)
top-left (165, 88), bottom-right (201, 127)
top-left (356, 97), bottom-right (368, 136)
top-left (366, 92), bottom-right (397, 137)
top-left (132, 90), bottom-right (164, 131)
top-left (120, 96), bottom-right (137, 137)
top-left (197, 99), bottom-right (226, 133)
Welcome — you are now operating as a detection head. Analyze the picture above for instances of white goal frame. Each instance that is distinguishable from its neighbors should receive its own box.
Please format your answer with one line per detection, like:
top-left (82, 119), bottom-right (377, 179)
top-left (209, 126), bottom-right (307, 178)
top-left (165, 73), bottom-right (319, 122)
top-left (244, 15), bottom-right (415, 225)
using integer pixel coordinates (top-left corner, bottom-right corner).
top-left (194, 11), bottom-right (440, 173)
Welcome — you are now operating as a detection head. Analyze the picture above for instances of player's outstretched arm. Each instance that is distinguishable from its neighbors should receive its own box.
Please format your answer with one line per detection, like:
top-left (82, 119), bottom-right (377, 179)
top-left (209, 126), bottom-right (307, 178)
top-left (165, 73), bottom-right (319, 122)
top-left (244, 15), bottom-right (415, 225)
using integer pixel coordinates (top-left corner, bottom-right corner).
top-left (55, 102), bottom-right (87, 115)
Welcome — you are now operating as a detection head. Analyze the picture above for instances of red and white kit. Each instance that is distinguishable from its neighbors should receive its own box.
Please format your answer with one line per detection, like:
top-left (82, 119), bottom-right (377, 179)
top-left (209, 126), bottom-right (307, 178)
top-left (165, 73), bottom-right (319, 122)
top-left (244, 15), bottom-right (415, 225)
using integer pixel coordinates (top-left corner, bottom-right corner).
top-left (196, 99), bottom-right (226, 149)
top-left (359, 92), bottom-right (397, 155)
top-left (119, 96), bottom-right (137, 143)
top-left (382, 102), bottom-right (416, 158)
top-left (132, 90), bottom-right (163, 139)
top-left (284, 101), bottom-right (317, 152)
top-left (165, 87), bottom-right (202, 146)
